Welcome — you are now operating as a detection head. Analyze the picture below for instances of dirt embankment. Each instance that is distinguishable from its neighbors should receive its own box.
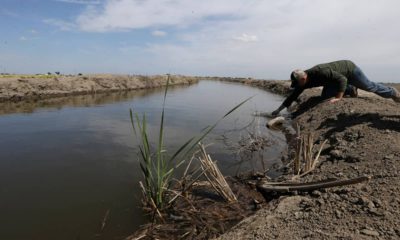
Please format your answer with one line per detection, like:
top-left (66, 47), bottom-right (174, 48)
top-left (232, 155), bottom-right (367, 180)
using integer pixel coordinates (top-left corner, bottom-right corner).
top-left (0, 74), bottom-right (198, 102)
top-left (214, 80), bottom-right (400, 240)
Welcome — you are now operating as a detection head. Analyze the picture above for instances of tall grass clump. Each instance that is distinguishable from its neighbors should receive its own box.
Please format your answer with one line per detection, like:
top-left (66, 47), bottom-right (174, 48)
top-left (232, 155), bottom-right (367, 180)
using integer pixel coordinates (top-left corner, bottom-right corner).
top-left (130, 76), bottom-right (251, 212)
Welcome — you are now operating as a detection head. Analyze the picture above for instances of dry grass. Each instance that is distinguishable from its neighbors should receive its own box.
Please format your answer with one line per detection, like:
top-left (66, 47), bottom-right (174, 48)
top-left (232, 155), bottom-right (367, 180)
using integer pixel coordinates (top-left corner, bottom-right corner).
top-left (293, 124), bottom-right (327, 179)
top-left (198, 143), bottom-right (237, 202)
top-left (0, 74), bottom-right (55, 79)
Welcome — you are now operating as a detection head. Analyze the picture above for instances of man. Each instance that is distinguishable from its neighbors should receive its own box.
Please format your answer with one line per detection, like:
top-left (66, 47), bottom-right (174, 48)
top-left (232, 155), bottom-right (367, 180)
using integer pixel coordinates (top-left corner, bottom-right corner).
top-left (272, 60), bottom-right (400, 116)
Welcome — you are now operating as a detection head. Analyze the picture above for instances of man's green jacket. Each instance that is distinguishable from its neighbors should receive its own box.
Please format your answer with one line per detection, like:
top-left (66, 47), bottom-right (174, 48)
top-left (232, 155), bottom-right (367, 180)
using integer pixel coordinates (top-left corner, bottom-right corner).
top-left (283, 60), bottom-right (357, 107)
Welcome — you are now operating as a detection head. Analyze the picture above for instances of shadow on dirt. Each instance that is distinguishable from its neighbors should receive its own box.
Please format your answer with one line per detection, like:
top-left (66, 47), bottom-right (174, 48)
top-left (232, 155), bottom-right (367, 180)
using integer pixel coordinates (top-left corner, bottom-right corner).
top-left (291, 96), bottom-right (324, 118)
top-left (318, 113), bottom-right (400, 137)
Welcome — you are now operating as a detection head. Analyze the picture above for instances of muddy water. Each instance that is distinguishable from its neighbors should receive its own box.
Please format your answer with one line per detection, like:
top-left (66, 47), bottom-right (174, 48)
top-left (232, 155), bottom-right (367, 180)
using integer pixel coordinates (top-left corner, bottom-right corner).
top-left (0, 80), bottom-right (285, 240)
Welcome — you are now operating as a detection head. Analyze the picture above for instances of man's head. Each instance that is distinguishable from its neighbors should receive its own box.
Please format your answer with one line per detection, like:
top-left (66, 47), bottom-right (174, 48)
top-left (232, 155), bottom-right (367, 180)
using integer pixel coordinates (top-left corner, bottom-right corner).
top-left (290, 69), bottom-right (307, 88)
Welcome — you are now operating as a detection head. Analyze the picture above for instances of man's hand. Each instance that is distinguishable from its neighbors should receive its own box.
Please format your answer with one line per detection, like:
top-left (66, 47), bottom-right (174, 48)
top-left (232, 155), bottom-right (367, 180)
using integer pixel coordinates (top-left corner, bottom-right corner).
top-left (329, 98), bottom-right (341, 103)
top-left (271, 105), bottom-right (285, 116)
top-left (271, 109), bottom-right (280, 116)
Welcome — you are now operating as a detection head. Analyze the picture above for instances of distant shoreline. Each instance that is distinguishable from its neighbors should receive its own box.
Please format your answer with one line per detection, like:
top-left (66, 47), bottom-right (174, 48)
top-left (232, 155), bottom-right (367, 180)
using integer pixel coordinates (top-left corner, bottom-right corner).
top-left (0, 74), bottom-right (198, 102)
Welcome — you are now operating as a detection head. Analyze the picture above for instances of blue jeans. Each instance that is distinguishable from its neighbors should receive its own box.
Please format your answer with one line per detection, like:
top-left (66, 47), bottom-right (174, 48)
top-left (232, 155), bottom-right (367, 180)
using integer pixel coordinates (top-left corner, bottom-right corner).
top-left (321, 66), bottom-right (395, 99)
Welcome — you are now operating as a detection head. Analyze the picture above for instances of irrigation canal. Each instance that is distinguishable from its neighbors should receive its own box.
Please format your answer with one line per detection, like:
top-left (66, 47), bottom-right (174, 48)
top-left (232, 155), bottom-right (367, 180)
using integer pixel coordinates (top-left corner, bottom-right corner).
top-left (0, 80), bottom-right (286, 240)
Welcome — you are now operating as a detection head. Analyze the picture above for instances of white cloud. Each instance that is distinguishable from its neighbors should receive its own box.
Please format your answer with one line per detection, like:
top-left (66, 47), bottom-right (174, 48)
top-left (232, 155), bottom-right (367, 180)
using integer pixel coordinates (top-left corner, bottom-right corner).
top-left (43, 19), bottom-right (76, 31)
top-left (152, 30), bottom-right (167, 37)
top-left (127, 0), bottom-right (400, 80)
top-left (233, 33), bottom-right (258, 42)
top-left (19, 36), bottom-right (27, 41)
top-left (55, 0), bottom-right (100, 5)
top-left (76, 0), bottom-right (247, 32)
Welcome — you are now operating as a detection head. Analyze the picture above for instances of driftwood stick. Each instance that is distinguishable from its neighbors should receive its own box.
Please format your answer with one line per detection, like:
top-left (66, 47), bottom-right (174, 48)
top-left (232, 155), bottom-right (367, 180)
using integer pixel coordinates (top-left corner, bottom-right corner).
top-left (257, 176), bottom-right (371, 193)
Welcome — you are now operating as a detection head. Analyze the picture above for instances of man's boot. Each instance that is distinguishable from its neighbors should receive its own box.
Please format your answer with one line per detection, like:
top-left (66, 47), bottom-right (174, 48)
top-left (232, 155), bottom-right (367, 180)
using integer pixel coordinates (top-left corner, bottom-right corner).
top-left (349, 86), bottom-right (358, 97)
top-left (345, 85), bottom-right (358, 98)
top-left (391, 88), bottom-right (400, 102)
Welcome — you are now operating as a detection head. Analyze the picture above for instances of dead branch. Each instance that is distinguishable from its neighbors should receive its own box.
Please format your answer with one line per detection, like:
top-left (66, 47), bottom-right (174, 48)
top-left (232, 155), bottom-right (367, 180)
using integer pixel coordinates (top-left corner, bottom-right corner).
top-left (257, 176), bottom-right (371, 193)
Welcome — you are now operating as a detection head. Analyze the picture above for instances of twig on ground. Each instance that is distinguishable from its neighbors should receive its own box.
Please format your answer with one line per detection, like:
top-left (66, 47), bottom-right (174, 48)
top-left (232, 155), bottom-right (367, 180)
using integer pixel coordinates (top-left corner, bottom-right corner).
top-left (257, 176), bottom-right (371, 192)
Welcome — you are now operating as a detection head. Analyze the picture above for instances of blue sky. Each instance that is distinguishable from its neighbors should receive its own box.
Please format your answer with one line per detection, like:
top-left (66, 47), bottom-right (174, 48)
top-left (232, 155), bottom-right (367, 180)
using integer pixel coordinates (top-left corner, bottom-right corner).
top-left (1, 0), bottom-right (400, 82)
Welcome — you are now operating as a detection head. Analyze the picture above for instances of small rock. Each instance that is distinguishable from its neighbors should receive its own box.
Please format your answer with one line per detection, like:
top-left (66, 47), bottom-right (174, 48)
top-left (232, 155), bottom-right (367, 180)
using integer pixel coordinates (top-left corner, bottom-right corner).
top-left (344, 131), bottom-right (361, 141)
top-left (357, 196), bottom-right (372, 206)
top-left (368, 208), bottom-right (386, 217)
top-left (335, 172), bottom-right (344, 177)
top-left (373, 199), bottom-right (383, 208)
top-left (334, 188), bottom-right (349, 194)
top-left (332, 193), bottom-right (342, 201)
top-left (345, 154), bottom-right (361, 163)
top-left (384, 154), bottom-right (395, 160)
top-left (316, 199), bottom-right (325, 205)
top-left (330, 149), bottom-right (343, 159)
top-left (385, 227), bottom-right (395, 236)
top-left (367, 201), bottom-right (376, 209)
top-left (322, 193), bottom-right (329, 200)
top-left (361, 185), bottom-right (371, 192)
top-left (360, 229), bottom-right (380, 237)
top-left (347, 196), bottom-right (360, 204)
top-left (335, 210), bottom-right (342, 218)
top-left (311, 190), bottom-right (322, 197)
top-left (294, 211), bottom-right (302, 219)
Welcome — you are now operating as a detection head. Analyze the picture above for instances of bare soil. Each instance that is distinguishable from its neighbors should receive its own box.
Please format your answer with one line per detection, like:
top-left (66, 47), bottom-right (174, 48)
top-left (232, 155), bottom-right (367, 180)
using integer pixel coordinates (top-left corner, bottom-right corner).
top-left (218, 82), bottom-right (400, 240)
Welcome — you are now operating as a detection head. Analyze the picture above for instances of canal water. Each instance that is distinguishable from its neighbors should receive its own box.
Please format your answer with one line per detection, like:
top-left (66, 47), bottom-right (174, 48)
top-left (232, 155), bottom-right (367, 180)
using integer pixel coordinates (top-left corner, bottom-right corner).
top-left (0, 80), bottom-right (285, 240)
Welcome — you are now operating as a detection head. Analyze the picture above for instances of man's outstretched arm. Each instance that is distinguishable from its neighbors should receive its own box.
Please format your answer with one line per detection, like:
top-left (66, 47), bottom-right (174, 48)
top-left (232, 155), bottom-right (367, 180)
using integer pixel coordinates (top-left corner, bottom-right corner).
top-left (272, 88), bottom-right (304, 116)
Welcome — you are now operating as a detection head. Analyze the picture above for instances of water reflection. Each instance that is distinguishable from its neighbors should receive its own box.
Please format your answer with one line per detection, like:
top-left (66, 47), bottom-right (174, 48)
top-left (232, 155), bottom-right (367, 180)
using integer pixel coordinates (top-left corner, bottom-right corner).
top-left (0, 84), bottom-right (190, 115)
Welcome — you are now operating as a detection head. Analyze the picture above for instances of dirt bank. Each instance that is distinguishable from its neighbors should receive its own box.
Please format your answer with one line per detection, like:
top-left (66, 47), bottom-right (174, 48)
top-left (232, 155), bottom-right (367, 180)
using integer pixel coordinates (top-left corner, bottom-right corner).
top-left (0, 74), bottom-right (197, 102)
top-left (218, 80), bottom-right (400, 239)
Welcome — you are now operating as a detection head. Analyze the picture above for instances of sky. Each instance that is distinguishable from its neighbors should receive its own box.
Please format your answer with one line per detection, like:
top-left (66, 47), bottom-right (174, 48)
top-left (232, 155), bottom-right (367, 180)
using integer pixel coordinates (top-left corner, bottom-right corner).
top-left (1, 0), bottom-right (400, 82)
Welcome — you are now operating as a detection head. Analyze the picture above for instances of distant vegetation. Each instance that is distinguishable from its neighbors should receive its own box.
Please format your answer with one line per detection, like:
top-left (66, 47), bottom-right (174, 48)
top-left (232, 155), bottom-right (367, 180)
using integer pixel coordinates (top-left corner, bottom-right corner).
top-left (0, 72), bottom-right (82, 79)
top-left (0, 74), bottom-right (55, 79)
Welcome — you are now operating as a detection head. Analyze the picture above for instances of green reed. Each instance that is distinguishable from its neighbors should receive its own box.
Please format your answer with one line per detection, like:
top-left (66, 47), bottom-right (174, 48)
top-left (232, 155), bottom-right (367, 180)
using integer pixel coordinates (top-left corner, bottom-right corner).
top-left (130, 77), bottom-right (252, 209)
